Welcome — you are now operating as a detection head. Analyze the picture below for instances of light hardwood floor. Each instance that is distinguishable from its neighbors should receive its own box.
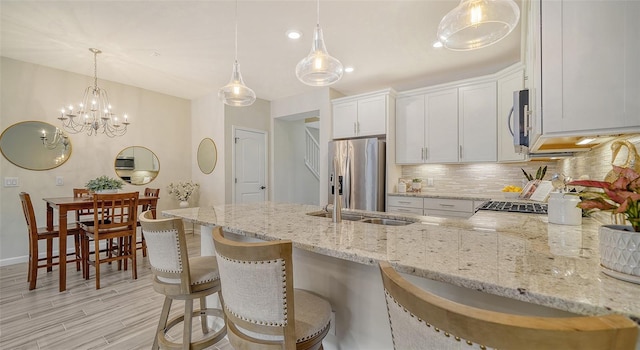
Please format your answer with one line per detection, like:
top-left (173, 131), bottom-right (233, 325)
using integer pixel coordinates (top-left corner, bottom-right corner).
top-left (0, 233), bottom-right (231, 350)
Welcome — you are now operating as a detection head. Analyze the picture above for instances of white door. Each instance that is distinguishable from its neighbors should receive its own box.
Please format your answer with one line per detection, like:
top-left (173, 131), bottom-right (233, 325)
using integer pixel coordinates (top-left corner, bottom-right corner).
top-left (234, 127), bottom-right (267, 203)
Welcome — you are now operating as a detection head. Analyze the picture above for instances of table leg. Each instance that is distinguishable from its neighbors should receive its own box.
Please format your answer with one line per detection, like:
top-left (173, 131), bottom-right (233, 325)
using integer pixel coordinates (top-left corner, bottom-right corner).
top-left (47, 203), bottom-right (53, 231)
top-left (59, 208), bottom-right (67, 292)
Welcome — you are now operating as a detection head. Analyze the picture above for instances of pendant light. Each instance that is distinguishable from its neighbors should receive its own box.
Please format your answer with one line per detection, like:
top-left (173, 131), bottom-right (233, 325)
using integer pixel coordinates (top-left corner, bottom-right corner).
top-left (437, 0), bottom-right (520, 51)
top-left (295, 0), bottom-right (343, 86)
top-left (219, 0), bottom-right (256, 107)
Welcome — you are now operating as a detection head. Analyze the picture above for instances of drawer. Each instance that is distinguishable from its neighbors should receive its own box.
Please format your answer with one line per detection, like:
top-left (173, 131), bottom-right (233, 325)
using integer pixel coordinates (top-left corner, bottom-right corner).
top-left (387, 206), bottom-right (424, 215)
top-left (388, 196), bottom-right (423, 209)
top-left (423, 198), bottom-right (474, 213)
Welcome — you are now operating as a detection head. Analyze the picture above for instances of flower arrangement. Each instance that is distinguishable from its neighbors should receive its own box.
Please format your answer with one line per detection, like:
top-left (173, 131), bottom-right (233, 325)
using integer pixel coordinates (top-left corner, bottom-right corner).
top-left (567, 166), bottom-right (640, 232)
top-left (86, 175), bottom-right (124, 192)
top-left (167, 181), bottom-right (199, 202)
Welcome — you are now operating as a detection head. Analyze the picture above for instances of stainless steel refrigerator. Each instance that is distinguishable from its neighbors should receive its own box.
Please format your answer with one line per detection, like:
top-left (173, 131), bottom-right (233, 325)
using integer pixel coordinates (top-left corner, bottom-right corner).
top-left (328, 138), bottom-right (386, 211)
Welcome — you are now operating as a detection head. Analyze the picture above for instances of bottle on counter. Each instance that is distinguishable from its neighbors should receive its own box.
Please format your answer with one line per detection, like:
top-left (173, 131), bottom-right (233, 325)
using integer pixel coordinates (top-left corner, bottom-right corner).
top-left (398, 181), bottom-right (406, 193)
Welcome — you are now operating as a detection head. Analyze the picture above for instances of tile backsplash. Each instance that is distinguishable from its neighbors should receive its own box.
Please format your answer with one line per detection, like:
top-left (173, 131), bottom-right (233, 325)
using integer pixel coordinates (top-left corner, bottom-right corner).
top-left (400, 134), bottom-right (640, 198)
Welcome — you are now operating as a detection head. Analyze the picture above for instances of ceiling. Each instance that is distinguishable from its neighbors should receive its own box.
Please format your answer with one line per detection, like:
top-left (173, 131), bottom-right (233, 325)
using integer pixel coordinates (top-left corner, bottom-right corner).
top-left (0, 0), bottom-right (522, 102)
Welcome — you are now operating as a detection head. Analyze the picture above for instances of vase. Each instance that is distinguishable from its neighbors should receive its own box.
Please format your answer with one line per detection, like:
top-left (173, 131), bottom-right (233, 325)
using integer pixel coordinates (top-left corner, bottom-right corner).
top-left (599, 225), bottom-right (640, 283)
top-left (179, 201), bottom-right (189, 208)
top-left (95, 189), bottom-right (118, 194)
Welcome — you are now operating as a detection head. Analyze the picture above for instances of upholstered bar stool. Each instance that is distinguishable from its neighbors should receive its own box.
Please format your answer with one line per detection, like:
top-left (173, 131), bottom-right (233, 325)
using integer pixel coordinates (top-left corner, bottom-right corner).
top-left (139, 211), bottom-right (226, 350)
top-left (378, 261), bottom-right (638, 350)
top-left (212, 226), bottom-right (332, 350)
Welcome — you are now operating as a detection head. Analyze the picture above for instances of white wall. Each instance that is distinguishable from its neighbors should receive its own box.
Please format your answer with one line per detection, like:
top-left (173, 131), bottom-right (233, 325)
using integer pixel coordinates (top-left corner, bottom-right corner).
top-left (270, 88), bottom-right (342, 205)
top-left (191, 94), bottom-right (226, 206)
top-left (0, 57), bottom-right (192, 265)
top-left (273, 118), bottom-right (320, 205)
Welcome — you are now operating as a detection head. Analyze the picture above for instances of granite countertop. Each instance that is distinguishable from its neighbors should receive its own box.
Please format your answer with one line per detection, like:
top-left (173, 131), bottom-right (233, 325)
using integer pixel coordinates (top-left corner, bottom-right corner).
top-left (163, 201), bottom-right (640, 323)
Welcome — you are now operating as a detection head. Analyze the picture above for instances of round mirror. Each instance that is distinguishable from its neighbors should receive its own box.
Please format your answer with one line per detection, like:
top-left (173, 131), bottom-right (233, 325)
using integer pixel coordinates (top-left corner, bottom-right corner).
top-left (197, 138), bottom-right (218, 174)
top-left (114, 146), bottom-right (160, 185)
top-left (0, 121), bottom-right (72, 171)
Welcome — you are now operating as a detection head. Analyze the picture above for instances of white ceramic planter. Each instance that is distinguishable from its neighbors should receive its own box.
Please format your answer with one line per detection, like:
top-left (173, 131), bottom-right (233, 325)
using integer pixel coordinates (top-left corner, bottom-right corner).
top-left (179, 200), bottom-right (189, 208)
top-left (599, 225), bottom-right (640, 282)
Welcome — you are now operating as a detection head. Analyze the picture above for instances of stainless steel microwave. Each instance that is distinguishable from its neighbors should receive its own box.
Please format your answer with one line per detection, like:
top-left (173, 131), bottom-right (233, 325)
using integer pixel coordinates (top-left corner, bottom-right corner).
top-left (508, 89), bottom-right (530, 154)
top-left (115, 156), bottom-right (135, 170)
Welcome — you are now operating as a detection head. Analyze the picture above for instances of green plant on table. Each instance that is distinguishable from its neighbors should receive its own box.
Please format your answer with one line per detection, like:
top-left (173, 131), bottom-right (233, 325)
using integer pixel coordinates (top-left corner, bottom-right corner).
top-left (567, 166), bottom-right (640, 232)
top-left (86, 175), bottom-right (124, 192)
top-left (521, 166), bottom-right (547, 181)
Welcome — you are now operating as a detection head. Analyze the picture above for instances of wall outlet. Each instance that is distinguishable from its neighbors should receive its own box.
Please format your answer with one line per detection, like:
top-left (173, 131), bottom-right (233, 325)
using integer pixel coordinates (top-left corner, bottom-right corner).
top-left (329, 311), bottom-right (336, 336)
top-left (427, 178), bottom-right (434, 187)
top-left (55, 176), bottom-right (64, 186)
top-left (4, 177), bottom-right (19, 187)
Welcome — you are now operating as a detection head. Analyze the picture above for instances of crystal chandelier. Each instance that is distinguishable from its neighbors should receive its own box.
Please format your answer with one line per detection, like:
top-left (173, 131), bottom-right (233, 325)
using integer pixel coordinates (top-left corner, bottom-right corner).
top-left (219, 0), bottom-right (256, 107)
top-left (437, 0), bottom-right (520, 51)
top-left (295, 0), bottom-right (343, 86)
top-left (40, 127), bottom-right (69, 150)
top-left (58, 48), bottom-right (130, 137)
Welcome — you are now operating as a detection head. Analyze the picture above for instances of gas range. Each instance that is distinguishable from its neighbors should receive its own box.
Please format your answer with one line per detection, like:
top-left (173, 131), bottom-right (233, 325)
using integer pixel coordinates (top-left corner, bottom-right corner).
top-left (478, 201), bottom-right (548, 215)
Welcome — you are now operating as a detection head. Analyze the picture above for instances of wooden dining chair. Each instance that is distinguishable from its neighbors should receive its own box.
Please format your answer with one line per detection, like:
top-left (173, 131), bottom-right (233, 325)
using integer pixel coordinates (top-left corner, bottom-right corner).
top-left (136, 187), bottom-right (159, 257)
top-left (80, 192), bottom-right (139, 289)
top-left (139, 210), bottom-right (226, 350)
top-left (378, 261), bottom-right (638, 350)
top-left (19, 192), bottom-right (82, 290)
top-left (212, 227), bottom-right (332, 350)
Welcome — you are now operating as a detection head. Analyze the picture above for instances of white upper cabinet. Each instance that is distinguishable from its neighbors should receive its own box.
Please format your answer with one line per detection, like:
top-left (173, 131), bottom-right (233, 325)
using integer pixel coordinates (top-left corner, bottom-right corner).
top-left (497, 67), bottom-right (526, 162)
top-left (332, 90), bottom-right (393, 139)
top-left (396, 95), bottom-right (426, 164)
top-left (458, 82), bottom-right (497, 162)
top-left (426, 89), bottom-right (459, 163)
top-left (538, 0), bottom-right (640, 136)
top-left (396, 89), bottom-right (458, 164)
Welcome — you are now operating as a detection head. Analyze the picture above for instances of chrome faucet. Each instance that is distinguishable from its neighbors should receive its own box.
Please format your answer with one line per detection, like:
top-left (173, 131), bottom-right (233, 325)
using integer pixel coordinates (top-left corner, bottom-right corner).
top-left (332, 158), bottom-right (342, 223)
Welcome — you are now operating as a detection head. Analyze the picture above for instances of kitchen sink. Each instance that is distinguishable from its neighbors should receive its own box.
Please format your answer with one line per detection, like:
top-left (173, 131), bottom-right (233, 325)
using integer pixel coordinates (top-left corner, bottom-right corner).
top-left (306, 211), bottom-right (366, 221)
top-left (306, 211), bottom-right (415, 226)
top-left (358, 218), bottom-right (413, 226)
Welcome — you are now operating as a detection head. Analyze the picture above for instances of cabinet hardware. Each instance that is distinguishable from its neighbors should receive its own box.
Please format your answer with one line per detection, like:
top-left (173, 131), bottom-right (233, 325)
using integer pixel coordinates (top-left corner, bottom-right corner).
top-left (421, 148), bottom-right (424, 160)
top-left (459, 145), bottom-right (463, 159)
top-left (524, 104), bottom-right (530, 137)
top-left (399, 201), bottom-right (411, 204)
top-left (439, 204), bottom-right (455, 207)
top-left (356, 121), bottom-right (360, 134)
top-left (425, 147), bottom-right (428, 160)
top-left (353, 122), bottom-right (357, 134)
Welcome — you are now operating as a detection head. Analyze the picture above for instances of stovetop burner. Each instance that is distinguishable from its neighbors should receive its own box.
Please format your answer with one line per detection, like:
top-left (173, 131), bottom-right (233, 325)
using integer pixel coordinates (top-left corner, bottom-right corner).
top-left (479, 201), bottom-right (548, 214)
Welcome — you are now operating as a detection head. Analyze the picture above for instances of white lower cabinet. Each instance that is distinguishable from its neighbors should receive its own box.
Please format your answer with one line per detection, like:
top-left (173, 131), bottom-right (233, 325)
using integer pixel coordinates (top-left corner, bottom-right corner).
top-left (387, 196), bottom-right (424, 215)
top-left (423, 198), bottom-right (475, 218)
top-left (388, 195), bottom-right (477, 218)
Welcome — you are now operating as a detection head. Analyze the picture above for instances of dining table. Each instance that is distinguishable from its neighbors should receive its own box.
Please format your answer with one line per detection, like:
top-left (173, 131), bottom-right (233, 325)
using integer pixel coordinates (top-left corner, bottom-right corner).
top-left (43, 194), bottom-right (159, 292)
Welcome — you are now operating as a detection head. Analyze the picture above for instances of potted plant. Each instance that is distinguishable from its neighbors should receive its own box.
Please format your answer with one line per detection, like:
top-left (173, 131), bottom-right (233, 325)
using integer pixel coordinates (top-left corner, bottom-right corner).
top-left (167, 181), bottom-right (199, 208)
top-left (86, 175), bottom-right (124, 194)
top-left (411, 178), bottom-right (422, 191)
top-left (567, 166), bottom-right (640, 280)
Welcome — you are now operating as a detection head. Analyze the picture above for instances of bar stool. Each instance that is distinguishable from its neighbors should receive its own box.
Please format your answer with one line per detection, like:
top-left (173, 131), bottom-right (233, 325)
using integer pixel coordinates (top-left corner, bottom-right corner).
top-left (139, 211), bottom-right (226, 350)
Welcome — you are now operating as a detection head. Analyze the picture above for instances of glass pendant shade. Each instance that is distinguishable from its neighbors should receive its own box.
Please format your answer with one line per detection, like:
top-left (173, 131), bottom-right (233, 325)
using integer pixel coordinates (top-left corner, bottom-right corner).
top-left (296, 24), bottom-right (343, 86)
top-left (219, 61), bottom-right (256, 107)
top-left (437, 0), bottom-right (520, 51)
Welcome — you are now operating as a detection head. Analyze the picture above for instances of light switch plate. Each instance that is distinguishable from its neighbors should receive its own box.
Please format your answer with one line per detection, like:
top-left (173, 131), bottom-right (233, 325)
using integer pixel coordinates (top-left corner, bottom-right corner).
top-left (56, 176), bottom-right (64, 186)
top-left (4, 177), bottom-right (19, 187)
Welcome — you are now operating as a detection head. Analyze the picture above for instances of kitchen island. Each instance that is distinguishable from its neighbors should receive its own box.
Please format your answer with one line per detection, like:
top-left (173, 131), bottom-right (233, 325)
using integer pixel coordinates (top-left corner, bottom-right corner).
top-left (163, 201), bottom-right (640, 349)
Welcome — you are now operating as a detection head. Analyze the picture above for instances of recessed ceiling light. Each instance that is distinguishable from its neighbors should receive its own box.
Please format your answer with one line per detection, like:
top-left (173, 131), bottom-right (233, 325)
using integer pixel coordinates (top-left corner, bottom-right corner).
top-left (286, 30), bottom-right (302, 40)
top-left (344, 67), bottom-right (354, 73)
top-left (432, 41), bottom-right (443, 48)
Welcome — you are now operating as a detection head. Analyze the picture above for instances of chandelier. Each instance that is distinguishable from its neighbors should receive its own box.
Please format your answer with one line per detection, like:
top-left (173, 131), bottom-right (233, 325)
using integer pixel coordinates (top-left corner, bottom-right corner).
top-left (40, 127), bottom-right (69, 150)
top-left (58, 48), bottom-right (130, 137)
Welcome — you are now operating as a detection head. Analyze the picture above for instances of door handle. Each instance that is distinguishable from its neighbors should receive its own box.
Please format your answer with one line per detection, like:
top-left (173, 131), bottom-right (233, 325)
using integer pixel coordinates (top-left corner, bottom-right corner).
top-left (259, 186), bottom-right (266, 190)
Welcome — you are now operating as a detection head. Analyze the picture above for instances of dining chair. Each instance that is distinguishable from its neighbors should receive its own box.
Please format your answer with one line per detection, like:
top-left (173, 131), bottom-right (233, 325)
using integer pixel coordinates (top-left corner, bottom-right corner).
top-left (212, 227), bottom-right (332, 350)
top-left (136, 187), bottom-right (159, 257)
top-left (80, 192), bottom-right (139, 289)
top-left (138, 210), bottom-right (226, 350)
top-left (378, 261), bottom-right (638, 350)
top-left (19, 192), bottom-right (82, 290)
